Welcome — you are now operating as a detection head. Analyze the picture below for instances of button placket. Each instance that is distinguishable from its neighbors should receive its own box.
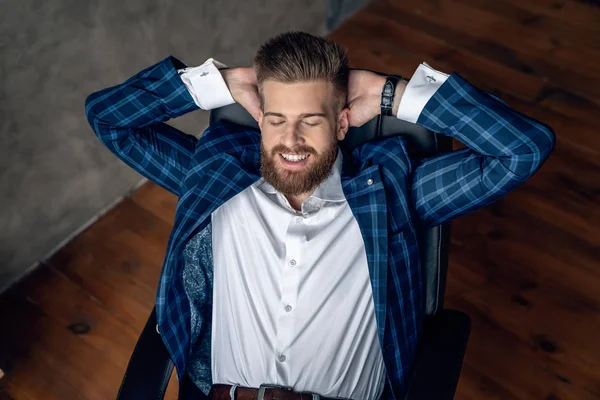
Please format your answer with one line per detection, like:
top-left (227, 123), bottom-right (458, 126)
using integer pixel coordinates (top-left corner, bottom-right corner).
top-left (274, 215), bottom-right (304, 379)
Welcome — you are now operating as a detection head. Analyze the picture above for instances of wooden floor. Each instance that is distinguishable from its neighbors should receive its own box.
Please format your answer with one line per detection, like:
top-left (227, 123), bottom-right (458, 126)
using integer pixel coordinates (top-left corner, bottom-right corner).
top-left (2, 0), bottom-right (600, 399)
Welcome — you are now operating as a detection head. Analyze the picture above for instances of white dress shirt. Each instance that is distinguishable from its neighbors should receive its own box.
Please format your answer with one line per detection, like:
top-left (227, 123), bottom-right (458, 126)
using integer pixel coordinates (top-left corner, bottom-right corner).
top-left (178, 57), bottom-right (449, 399)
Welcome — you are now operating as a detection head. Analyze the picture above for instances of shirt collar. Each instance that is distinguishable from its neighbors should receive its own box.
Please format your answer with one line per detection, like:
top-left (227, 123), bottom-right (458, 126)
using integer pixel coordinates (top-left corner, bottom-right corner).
top-left (257, 147), bottom-right (346, 202)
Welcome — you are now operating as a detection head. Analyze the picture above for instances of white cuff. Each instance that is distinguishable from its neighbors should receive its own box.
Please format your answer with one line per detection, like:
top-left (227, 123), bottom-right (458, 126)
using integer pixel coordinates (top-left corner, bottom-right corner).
top-left (178, 58), bottom-right (235, 110)
top-left (396, 62), bottom-right (449, 123)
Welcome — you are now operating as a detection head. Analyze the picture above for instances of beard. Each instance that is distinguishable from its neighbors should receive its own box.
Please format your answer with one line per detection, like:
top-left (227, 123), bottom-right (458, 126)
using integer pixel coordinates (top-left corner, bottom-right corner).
top-left (260, 137), bottom-right (338, 197)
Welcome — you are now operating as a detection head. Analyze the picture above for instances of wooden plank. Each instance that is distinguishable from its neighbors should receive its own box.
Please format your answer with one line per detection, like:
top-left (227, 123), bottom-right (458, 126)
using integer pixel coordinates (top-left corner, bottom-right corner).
top-left (447, 207), bottom-right (600, 398)
top-left (0, 281), bottom-right (118, 400)
top-left (446, 203), bottom-right (600, 399)
top-left (449, 295), bottom-right (600, 400)
top-left (1, 258), bottom-right (177, 399)
top-left (366, 0), bottom-right (600, 107)
top-left (335, 9), bottom-right (600, 128)
top-left (130, 181), bottom-right (178, 226)
top-left (388, 0), bottom-right (600, 82)
top-left (450, 202), bottom-right (600, 291)
top-left (331, 11), bottom-right (546, 102)
top-left (459, 0), bottom-right (600, 51)
top-left (16, 263), bottom-right (141, 369)
top-left (47, 198), bottom-right (171, 331)
top-left (498, 0), bottom-right (600, 31)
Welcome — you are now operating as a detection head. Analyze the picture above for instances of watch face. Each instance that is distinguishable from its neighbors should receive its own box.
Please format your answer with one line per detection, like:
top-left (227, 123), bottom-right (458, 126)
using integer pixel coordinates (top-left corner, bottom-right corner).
top-left (384, 81), bottom-right (394, 95)
top-left (381, 77), bottom-right (397, 116)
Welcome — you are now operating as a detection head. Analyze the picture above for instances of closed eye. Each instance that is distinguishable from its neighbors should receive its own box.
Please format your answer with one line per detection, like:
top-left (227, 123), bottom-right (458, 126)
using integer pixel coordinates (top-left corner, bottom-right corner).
top-left (303, 121), bottom-right (320, 127)
top-left (269, 121), bottom-right (284, 126)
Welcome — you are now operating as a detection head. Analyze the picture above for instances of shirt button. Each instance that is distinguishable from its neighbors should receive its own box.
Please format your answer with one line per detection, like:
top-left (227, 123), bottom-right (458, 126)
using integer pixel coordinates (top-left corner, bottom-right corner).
top-left (294, 216), bottom-right (303, 224)
top-left (278, 354), bottom-right (286, 362)
top-left (366, 178), bottom-right (374, 185)
top-left (285, 305), bottom-right (292, 312)
top-left (289, 259), bottom-right (297, 267)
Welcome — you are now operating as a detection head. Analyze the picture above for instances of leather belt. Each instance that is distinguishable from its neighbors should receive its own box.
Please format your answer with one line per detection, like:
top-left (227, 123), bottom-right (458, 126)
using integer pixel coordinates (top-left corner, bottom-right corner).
top-left (208, 383), bottom-right (347, 400)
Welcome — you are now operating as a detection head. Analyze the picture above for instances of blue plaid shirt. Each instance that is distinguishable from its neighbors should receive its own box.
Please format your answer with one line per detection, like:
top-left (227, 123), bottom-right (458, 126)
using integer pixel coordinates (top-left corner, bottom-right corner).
top-left (85, 56), bottom-right (554, 399)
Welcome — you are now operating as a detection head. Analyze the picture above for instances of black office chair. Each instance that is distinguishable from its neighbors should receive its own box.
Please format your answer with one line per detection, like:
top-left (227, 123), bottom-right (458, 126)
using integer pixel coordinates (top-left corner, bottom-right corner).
top-left (116, 102), bottom-right (471, 400)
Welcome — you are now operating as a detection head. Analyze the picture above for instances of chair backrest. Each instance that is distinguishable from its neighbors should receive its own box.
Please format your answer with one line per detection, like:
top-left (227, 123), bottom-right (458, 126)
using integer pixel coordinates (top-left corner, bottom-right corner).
top-left (210, 103), bottom-right (452, 317)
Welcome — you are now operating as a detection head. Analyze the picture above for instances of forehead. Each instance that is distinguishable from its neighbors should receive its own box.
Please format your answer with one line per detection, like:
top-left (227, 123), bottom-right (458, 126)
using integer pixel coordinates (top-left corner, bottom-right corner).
top-left (261, 79), bottom-right (334, 115)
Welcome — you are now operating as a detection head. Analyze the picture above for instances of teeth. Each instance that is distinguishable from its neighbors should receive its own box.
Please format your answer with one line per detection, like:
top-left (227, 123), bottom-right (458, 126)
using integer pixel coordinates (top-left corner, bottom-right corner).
top-left (281, 153), bottom-right (308, 162)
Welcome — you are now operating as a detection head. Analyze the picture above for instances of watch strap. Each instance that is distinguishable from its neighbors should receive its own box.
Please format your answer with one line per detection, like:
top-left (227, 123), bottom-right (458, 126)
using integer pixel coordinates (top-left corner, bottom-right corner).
top-left (380, 75), bottom-right (403, 117)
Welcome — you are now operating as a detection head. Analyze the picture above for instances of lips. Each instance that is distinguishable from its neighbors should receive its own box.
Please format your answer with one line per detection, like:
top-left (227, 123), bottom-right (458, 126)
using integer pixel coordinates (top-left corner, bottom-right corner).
top-left (279, 154), bottom-right (310, 169)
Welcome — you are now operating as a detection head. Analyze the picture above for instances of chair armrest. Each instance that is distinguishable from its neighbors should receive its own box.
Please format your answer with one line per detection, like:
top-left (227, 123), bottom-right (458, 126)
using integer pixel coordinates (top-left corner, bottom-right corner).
top-left (117, 307), bottom-right (174, 400)
top-left (404, 309), bottom-right (471, 400)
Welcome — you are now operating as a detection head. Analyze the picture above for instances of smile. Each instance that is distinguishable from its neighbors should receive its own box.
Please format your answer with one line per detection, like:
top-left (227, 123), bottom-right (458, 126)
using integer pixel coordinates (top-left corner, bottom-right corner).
top-left (280, 153), bottom-right (309, 162)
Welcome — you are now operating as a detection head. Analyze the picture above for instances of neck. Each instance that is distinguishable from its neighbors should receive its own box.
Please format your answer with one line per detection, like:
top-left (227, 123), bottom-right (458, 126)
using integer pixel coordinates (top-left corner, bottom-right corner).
top-left (286, 190), bottom-right (314, 212)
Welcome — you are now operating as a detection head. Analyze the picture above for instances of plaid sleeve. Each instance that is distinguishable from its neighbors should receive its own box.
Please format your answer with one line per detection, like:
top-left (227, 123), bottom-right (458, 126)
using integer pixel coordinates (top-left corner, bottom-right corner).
top-left (411, 73), bottom-right (556, 227)
top-left (85, 55), bottom-right (200, 196)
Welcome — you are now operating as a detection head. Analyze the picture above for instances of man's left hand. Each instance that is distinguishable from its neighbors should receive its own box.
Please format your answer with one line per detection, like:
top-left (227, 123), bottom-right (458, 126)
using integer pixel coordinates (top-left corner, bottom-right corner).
top-left (347, 70), bottom-right (406, 127)
top-left (221, 67), bottom-right (261, 122)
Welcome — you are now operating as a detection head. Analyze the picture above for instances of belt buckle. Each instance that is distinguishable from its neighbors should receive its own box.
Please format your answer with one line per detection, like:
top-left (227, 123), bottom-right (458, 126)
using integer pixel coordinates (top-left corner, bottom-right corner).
top-left (257, 383), bottom-right (294, 400)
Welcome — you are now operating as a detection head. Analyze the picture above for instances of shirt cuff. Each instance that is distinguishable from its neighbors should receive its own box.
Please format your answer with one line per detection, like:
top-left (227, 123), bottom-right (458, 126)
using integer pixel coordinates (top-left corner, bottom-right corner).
top-left (177, 58), bottom-right (235, 110)
top-left (396, 62), bottom-right (450, 123)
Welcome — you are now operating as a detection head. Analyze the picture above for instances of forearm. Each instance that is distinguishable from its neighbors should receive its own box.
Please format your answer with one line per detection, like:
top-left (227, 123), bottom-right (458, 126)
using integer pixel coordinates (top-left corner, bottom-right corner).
top-left (416, 73), bottom-right (555, 175)
top-left (85, 55), bottom-right (202, 195)
top-left (389, 62), bottom-right (554, 174)
top-left (410, 72), bottom-right (555, 226)
top-left (85, 55), bottom-right (199, 142)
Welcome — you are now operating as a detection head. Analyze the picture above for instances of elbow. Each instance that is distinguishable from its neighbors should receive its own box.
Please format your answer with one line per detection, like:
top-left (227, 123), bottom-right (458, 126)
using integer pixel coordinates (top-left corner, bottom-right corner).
top-left (531, 123), bottom-right (556, 171)
top-left (513, 124), bottom-right (556, 179)
top-left (85, 92), bottom-right (99, 129)
top-left (85, 91), bottom-right (111, 143)
top-left (85, 92), bottom-right (100, 128)
top-left (538, 123), bottom-right (556, 159)
top-left (495, 124), bottom-right (556, 182)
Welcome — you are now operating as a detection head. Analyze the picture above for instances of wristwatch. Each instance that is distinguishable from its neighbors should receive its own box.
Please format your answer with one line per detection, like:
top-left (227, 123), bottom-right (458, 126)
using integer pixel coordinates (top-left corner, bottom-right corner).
top-left (380, 75), bottom-right (404, 116)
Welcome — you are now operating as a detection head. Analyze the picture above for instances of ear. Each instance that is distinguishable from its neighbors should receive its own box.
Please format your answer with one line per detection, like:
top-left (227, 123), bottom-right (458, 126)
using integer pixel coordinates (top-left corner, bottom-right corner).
top-left (336, 107), bottom-right (350, 141)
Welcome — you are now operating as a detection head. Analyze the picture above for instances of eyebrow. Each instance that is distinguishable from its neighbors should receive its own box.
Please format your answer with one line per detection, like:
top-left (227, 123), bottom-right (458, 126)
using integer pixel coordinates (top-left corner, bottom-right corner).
top-left (263, 112), bottom-right (327, 119)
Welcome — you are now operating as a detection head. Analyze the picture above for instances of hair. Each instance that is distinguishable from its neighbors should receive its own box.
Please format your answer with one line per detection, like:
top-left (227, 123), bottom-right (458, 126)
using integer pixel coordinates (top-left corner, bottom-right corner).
top-left (254, 31), bottom-right (349, 113)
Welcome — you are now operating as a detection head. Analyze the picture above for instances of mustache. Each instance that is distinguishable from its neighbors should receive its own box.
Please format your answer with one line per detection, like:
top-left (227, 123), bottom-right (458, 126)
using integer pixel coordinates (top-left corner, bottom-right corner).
top-left (270, 145), bottom-right (317, 156)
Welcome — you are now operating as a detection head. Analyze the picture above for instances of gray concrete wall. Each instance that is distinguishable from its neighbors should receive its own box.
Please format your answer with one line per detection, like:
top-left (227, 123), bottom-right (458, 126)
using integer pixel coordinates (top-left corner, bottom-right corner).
top-left (0, 0), bottom-right (327, 292)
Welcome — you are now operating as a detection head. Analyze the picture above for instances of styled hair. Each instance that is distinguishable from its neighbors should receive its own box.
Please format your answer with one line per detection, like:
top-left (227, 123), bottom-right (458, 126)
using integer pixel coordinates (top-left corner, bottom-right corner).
top-left (254, 31), bottom-right (349, 112)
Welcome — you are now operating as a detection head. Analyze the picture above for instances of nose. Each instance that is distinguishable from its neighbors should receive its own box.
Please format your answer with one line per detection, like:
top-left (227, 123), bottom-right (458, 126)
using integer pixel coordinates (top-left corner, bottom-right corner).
top-left (280, 124), bottom-right (304, 150)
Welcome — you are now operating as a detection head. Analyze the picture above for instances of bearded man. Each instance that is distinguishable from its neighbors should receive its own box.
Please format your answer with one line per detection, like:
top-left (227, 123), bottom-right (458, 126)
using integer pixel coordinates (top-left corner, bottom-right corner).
top-left (85, 31), bottom-right (554, 400)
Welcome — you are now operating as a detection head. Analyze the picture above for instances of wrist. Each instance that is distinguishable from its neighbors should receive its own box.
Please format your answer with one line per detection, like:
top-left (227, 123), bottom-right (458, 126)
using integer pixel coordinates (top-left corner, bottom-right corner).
top-left (379, 75), bottom-right (406, 117)
top-left (391, 79), bottom-right (407, 116)
top-left (220, 68), bottom-right (239, 94)
top-left (373, 74), bottom-right (387, 116)
top-left (221, 67), bottom-right (256, 101)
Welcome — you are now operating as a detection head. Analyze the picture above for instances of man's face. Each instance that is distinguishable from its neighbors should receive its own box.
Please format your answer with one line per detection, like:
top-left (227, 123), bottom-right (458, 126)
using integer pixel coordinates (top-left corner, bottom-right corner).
top-left (258, 79), bottom-right (349, 197)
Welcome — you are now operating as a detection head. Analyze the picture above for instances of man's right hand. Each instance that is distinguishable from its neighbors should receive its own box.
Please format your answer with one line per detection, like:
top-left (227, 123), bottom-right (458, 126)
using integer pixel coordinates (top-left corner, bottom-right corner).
top-left (221, 67), bottom-right (261, 122)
